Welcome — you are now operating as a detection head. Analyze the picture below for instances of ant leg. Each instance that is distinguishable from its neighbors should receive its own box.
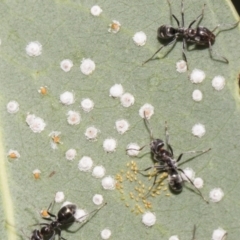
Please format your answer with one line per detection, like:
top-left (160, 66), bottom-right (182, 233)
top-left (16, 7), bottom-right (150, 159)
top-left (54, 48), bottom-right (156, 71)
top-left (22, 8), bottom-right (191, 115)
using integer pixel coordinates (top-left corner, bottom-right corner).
top-left (126, 145), bottom-right (146, 153)
top-left (40, 201), bottom-right (57, 221)
top-left (208, 40), bottom-right (229, 63)
top-left (164, 121), bottom-right (173, 156)
top-left (182, 38), bottom-right (189, 70)
top-left (176, 148), bottom-right (211, 163)
top-left (192, 225), bottom-right (196, 240)
top-left (166, 0), bottom-right (181, 27)
top-left (144, 173), bottom-right (158, 198)
top-left (212, 20), bottom-right (239, 33)
top-left (37, 223), bottom-right (49, 226)
top-left (138, 166), bottom-right (155, 175)
top-left (178, 168), bottom-right (208, 203)
top-left (166, 0), bottom-right (173, 25)
top-left (142, 37), bottom-right (178, 65)
top-left (181, 0), bottom-right (184, 27)
top-left (188, 4), bottom-right (206, 28)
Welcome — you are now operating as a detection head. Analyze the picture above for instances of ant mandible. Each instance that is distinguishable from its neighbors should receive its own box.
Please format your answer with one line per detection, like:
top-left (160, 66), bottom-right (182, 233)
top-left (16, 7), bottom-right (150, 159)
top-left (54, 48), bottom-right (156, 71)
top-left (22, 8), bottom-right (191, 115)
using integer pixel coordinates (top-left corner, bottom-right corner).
top-left (143, 0), bottom-right (239, 68)
top-left (28, 201), bottom-right (106, 240)
top-left (136, 112), bottom-right (211, 203)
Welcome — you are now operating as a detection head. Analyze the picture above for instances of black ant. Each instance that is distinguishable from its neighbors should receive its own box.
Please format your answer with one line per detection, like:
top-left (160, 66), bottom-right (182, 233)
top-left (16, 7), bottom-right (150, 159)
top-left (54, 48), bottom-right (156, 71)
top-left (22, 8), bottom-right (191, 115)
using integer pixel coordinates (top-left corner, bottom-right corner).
top-left (143, 0), bottom-right (239, 68)
top-left (134, 113), bottom-right (211, 203)
top-left (26, 201), bottom-right (106, 240)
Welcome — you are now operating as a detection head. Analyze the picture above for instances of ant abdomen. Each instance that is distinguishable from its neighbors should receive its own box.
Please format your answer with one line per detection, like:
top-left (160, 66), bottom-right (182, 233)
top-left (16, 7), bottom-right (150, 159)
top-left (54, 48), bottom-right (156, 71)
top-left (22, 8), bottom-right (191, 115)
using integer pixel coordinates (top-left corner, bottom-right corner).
top-left (188, 27), bottom-right (215, 45)
top-left (157, 25), bottom-right (176, 39)
top-left (168, 173), bottom-right (183, 193)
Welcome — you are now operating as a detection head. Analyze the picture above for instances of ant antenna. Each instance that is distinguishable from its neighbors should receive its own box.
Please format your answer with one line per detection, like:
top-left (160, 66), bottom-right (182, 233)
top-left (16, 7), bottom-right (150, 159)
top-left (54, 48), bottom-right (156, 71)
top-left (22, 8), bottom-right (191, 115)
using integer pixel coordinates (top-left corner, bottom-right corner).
top-left (178, 168), bottom-right (209, 203)
top-left (143, 111), bottom-right (154, 140)
top-left (75, 202), bottom-right (107, 222)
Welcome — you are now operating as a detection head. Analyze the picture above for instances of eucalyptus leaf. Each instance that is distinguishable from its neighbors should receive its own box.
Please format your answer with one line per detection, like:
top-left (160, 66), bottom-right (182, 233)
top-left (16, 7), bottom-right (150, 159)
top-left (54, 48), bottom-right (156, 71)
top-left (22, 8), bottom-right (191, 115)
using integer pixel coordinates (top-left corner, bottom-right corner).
top-left (1, 0), bottom-right (240, 239)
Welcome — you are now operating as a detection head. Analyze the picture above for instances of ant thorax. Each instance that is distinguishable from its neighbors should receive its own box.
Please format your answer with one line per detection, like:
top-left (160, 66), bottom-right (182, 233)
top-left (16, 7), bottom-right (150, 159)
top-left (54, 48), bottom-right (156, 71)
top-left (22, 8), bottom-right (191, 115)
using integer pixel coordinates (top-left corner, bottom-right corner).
top-left (171, 159), bottom-right (178, 168)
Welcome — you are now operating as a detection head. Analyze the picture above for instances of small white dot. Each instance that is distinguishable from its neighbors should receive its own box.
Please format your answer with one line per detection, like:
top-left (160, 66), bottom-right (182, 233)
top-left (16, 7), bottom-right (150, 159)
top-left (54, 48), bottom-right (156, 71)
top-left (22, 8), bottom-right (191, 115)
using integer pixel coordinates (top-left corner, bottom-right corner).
top-left (209, 188), bottom-right (224, 202)
top-left (74, 209), bottom-right (88, 222)
top-left (55, 191), bottom-right (65, 203)
top-left (65, 149), bottom-right (77, 161)
top-left (176, 60), bottom-right (187, 73)
top-left (181, 167), bottom-right (195, 182)
top-left (92, 166), bottom-right (106, 178)
top-left (32, 169), bottom-right (41, 175)
top-left (80, 58), bottom-right (95, 75)
top-left (60, 59), bottom-right (73, 72)
top-left (192, 123), bottom-right (206, 138)
top-left (26, 113), bottom-right (36, 126)
top-left (115, 119), bottom-right (129, 134)
top-left (108, 20), bottom-right (121, 33)
top-left (26, 41), bottom-right (42, 56)
top-left (109, 84), bottom-right (124, 98)
top-left (90, 5), bottom-right (103, 16)
top-left (192, 89), bottom-right (203, 102)
top-left (29, 116), bottom-right (46, 133)
top-left (60, 91), bottom-right (75, 105)
top-left (133, 31), bottom-right (147, 46)
top-left (126, 143), bottom-right (140, 157)
top-left (120, 93), bottom-right (135, 107)
top-left (142, 211), bottom-right (156, 227)
top-left (8, 149), bottom-right (20, 159)
top-left (7, 100), bottom-right (19, 113)
top-left (194, 177), bottom-right (204, 189)
top-left (169, 236), bottom-right (179, 240)
top-left (81, 98), bottom-right (94, 112)
top-left (139, 103), bottom-right (154, 119)
top-left (190, 69), bottom-right (206, 83)
top-left (101, 228), bottom-right (112, 239)
top-left (212, 75), bottom-right (225, 91)
top-left (103, 138), bottom-right (117, 152)
top-left (92, 194), bottom-right (104, 205)
top-left (212, 227), bottom-right (227, 240)
top-left (85, 126), bottom-right (99, 141)
top-left (102, 176), bottom-right (116, 190)
top-left (78, 156), bottom-right (93, 172)
top-left (67, 111), bottom-right (81, 125)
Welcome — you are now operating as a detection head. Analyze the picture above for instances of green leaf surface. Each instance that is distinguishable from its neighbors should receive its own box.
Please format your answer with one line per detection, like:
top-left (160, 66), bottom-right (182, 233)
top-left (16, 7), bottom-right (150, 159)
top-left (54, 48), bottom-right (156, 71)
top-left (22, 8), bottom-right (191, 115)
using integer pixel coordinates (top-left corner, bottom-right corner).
top-left (1, 0), bottom-right (240, 239)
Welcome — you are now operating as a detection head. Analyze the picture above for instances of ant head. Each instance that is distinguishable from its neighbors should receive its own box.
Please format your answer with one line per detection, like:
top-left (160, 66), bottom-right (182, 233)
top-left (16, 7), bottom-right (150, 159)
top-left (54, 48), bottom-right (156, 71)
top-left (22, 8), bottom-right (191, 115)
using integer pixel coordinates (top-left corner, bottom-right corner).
top-left (158, 25), bottom-right (176, 39)
top-left (150, 139), bottom-right (164, 155)
top-left (57, 204), bottom-right (77, 223)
